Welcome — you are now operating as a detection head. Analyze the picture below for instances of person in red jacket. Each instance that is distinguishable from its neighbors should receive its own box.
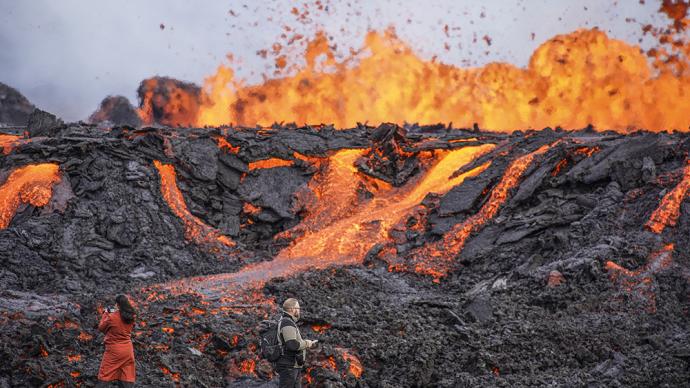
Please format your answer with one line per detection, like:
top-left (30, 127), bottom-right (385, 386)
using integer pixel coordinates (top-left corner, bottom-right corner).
top-left (96, 294), bottom-right (136, 387)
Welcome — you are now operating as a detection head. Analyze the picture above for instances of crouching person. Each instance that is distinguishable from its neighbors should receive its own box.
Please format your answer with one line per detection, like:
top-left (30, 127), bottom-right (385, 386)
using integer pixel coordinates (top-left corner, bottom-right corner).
top-left (277, 298), bottom-right (317, 388)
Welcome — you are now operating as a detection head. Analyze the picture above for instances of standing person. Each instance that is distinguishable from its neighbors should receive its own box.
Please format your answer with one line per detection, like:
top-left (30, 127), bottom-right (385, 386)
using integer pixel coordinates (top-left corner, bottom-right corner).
top-left (276, 298), bottom-right (318, 388)
top-left (96, 295), bottom-right (136, 387)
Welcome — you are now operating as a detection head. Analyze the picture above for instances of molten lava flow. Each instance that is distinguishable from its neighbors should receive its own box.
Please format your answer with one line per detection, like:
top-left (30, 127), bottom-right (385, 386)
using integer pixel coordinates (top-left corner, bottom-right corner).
top-left (605, 244), bottom-right (674, 313)
top-left (410, 144), bottom-right (553, 280)
top-left (551, 158), bottom-right (568, 177)
top-left (164, 145), bottom-right (493, 297)
top-left (214, 135), bottom-right (240, 153)
top-left (0, 163), bottom-right (61, 229)
top-left (153, 161), bottom-right (236, 249)
top-left (0, 134), bottom-right (22, 155)
top-left (248, 158), bottom-right (294, 170)
top-left (645, 162), bottom-right (690, 234)
top-left (194, 29), bottom-right (690, 131)
top-left (337, 348), bottom-right (363, 378)
top-left (275, 144), bottom-right (494, 272)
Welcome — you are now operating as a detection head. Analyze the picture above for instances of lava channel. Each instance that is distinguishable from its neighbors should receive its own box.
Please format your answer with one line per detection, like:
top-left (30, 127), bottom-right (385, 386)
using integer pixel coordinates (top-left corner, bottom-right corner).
top-left (0, 163), bottom-right (61, 229)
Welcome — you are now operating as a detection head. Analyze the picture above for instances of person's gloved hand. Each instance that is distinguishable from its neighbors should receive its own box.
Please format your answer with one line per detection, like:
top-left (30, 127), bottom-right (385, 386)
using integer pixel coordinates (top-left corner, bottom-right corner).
top-left (305, 339), bottom-right (318, 348)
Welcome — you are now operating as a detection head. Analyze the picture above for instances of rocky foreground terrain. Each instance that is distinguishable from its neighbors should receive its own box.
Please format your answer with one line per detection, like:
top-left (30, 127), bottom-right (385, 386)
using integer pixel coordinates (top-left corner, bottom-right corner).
top-left (0, 115), bottom-right (689, 387)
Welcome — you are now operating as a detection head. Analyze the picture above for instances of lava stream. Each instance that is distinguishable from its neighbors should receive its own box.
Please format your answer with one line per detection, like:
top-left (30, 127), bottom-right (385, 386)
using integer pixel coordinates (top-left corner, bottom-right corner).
top-left (410, 143), bottom-right (554, 279)
top-left (153, 160), bottom-right (236, 249)
top-left (0, 163), bottom-right (61, 229)
top-left (0, 134), bottom-right (22, 155)
top-left (164, 144), bottom-right (494, 296)
top-left (645, 161), bottom-right (690, 234)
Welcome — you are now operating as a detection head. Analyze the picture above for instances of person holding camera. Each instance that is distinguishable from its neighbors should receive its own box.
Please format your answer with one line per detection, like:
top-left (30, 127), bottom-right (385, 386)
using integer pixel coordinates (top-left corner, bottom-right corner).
top-left (96, 294), bottom-right (137, 387)
top-left (276, 298), bottom-right (318, 388)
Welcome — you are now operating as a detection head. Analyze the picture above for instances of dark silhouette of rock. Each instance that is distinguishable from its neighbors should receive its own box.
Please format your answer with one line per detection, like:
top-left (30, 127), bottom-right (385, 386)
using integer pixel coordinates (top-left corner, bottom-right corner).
top-left (89, 95), bottom-right (142, 127)
top-left (0, 82), bottom-right (35, 126)
top-left (26, 108), bottom-right (64, 137)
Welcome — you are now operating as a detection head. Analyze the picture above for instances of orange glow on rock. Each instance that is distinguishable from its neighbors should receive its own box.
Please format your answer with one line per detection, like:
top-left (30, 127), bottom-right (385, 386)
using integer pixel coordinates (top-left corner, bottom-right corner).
top-left (646, 162), bottom-right (690, 234)
top-left (551, 158), bottom-right (568, 177)
top-left (239, 359), bottom-right (256, 375)
top-left (77, 332), bottom-right (93, 342)
top-left (411, 143), bottom-right (553, 280)
top-left (160, 366), bottom-right (181, 382)
top-left (214, 135), bottom-right (241, 153)
top-left (0, 134), bottom-right (22, 155)
top-left (311, 323), bottom-right (331, 333)
top-left (339, 350), bottom-right (363, 378)
top-left (0, 163), bottom-right (61, 229)
top-left (161, 327), bottom-right (174, 334)
top-left (153, 160), bottom-right (236, 248)
top-left (606, 244), bottom-right (674, 313)
top-left (248, 158), bottom-right (295, 170)
top-left (67, 354), bottom-right (81, 362)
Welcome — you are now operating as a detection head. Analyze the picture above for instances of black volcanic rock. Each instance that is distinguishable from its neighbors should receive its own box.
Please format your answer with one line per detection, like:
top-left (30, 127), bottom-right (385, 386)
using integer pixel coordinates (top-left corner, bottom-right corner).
top-left (0, 125), bottom-right (688, 387)
top-left (26, 108), bottom-right (64, 137)
top-left (89, 95), bottom-right (142, 127)
top-left (0, 82), bottom-right (35, 126)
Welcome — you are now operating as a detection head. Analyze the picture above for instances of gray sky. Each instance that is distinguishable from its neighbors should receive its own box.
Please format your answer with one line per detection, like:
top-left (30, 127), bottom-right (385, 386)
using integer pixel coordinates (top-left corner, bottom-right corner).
top-left (0, 0), bottom-right (665, 122)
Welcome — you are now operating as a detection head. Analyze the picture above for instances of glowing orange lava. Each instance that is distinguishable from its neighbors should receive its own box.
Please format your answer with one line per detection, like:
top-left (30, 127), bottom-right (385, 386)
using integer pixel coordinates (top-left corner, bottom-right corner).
top-left (248, 158), bottom-right (294, 170)
top-left (311, 323), bottom-right (331, 333)
top-left (605, 244), bottom-right (674, 313)
top-left (0, 134), bottom-right (22, 155)
top-left (646, 162), bottom-right (690, 234)
top-left (163, 145), bottom-right (492, 296)
top-left (338, 349), bottom-right (363, 378)
top-left (195, 29), bottom-right (690, 131)
top-left (214, 135), bottom-right (240, 153)
top-left (0, 163), bottom-right (61, 229)
top-left (410, 143), bottom-right (553, 280)
top-left (66, 354), bottom-right (81, 363)
top-left (153, 160), bottom-right (236, 249)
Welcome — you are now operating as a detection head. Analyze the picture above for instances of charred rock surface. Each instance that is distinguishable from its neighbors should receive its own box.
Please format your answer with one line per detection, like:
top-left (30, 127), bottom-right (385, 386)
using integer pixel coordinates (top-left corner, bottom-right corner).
top-left (0, 123), bottom-right (688, 387)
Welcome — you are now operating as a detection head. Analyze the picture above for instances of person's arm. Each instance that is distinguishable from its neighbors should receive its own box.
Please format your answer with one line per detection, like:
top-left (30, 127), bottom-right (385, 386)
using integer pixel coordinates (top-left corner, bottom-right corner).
top-left (281, 325), bottom-right (307, 351)
top-left (98, 312), bottom-right (111, 333)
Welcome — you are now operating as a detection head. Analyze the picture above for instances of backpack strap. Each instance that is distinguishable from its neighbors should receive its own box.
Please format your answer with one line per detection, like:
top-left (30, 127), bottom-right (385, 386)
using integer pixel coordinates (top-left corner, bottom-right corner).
top-left (276, 315), bottom-right (284, 355)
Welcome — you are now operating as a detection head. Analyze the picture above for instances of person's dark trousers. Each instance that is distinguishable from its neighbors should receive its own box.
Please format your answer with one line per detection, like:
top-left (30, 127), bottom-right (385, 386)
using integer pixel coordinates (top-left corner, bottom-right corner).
top-left (95, 381), bottom-right (134, 388)
top-left (277, 367), bottom-right (301, 388)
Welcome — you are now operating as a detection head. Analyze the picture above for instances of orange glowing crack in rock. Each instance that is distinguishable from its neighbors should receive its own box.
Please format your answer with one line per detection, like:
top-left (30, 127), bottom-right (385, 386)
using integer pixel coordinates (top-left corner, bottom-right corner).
top-left (248, 158), bottom-right (295, 170)
top-left (605, 244), bottom-right (674, 313)
top-left (163, 144), bottom-right (493, 297)
top-left (191, 29), bottom-right (690, 131)
top-left (153, 160), bottom-right (236, 248)
top-left (0, 163), bottom-right (61, 229)
top-left (645, 162), bottom-right (690, 234)
top-left (410, 143), bottom-right (553, 280)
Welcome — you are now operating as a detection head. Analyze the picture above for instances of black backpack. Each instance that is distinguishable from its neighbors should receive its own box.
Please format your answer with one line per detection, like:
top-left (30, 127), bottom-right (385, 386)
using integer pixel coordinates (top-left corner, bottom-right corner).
top-left (258, 316), bottom-right (283, 362)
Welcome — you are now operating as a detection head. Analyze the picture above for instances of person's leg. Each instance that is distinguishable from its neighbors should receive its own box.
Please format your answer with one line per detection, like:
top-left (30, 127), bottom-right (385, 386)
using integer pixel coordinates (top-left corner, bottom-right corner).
top-left (118, 381), bottom-right (134, 388)
top-left (277, 367), bottom-right (296, 388)
top-left (94, 381), bottom-right (112, 388)
top-left (294, 369), bottom-right (302, 388)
